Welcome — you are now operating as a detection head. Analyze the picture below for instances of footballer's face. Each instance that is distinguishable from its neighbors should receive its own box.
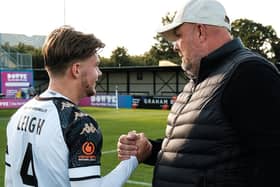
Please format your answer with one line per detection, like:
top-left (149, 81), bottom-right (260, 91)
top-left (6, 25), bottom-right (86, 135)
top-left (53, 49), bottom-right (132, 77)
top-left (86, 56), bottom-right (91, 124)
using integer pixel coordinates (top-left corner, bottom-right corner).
top-left (80, 54), bottom-right (102, 97)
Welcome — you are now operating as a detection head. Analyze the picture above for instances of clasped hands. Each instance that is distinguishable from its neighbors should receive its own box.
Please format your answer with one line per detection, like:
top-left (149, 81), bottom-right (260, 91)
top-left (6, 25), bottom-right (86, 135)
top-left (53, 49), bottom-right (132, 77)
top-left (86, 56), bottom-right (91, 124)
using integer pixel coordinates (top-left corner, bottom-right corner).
top-left (117, 131), bottom-right (152, 163)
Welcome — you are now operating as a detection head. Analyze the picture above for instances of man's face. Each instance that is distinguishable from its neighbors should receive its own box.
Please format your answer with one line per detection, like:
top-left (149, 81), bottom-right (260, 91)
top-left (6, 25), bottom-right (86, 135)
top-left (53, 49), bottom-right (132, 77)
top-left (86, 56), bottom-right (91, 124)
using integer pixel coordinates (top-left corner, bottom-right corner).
top-left (173, 23), bottom-right (204, 77)
top-left (80, 54), bottom-right (102, 97)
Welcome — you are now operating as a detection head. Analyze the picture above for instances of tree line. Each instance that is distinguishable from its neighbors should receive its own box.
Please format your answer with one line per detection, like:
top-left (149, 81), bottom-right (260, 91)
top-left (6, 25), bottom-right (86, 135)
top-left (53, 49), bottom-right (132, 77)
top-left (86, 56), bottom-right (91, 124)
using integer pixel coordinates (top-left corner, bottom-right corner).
top-left (1, 17), bottom-right (280, 68)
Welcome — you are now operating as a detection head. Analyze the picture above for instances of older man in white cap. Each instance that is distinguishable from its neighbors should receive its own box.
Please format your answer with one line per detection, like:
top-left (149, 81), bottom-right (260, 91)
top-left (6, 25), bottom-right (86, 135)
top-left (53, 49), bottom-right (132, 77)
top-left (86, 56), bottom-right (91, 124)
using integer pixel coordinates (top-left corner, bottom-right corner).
top-left (118, 0), bottom-right (280, 186)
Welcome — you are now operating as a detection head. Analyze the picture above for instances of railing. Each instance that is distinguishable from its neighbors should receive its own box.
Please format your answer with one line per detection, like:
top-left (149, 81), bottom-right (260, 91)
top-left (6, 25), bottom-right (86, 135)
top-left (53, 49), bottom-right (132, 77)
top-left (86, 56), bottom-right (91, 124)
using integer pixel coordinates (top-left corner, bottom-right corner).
top-left (0, 47), bottom-right (16, 68)
top-left (0, 47), bottom-right (32, 69)
top-left (9, 52), bottom-right (32, 68)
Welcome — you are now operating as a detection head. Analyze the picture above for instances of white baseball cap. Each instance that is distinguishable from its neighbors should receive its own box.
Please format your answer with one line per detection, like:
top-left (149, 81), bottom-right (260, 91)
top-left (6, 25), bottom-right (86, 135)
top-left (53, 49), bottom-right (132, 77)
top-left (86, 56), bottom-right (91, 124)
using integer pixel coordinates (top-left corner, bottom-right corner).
top-left (157, 0), bottom-right (231, 41)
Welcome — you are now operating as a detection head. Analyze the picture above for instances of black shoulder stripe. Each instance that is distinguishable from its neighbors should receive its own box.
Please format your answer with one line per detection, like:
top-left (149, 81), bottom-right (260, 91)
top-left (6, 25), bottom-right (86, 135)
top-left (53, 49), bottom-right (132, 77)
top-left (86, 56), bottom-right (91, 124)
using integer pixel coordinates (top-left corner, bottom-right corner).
top-left (70, 175), bottom-right (101, 181)
top-left (5, 162), bottom-right (11, 167)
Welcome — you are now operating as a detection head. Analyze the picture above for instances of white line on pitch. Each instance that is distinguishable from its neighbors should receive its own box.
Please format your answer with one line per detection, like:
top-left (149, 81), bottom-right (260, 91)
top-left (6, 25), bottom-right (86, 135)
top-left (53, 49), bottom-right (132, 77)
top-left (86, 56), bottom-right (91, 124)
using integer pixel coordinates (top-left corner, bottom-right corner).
top-left (127, 180), bottom-right (152, 186)
top-left (102, 149), bottom-right (117, 154)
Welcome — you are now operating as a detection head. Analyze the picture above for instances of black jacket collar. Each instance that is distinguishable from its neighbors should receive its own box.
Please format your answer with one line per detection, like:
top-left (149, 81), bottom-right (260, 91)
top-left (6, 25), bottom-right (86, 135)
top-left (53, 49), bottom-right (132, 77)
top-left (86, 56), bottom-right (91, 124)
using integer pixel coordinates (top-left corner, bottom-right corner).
top-left (196, 38), bottom-right (245, 83)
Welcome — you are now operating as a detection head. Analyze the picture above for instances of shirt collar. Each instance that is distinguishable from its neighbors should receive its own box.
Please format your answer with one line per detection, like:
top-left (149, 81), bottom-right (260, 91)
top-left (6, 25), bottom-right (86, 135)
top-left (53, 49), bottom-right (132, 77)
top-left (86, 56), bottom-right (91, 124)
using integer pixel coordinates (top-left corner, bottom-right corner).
top-left (40, 89), bottom-right (70, 101)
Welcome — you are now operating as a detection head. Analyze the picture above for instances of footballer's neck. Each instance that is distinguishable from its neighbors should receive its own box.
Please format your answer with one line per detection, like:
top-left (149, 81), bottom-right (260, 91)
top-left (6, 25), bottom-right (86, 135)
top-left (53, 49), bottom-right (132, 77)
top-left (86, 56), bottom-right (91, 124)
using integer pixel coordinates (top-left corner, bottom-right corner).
top-left (48, 77), bottom-right (80, 105)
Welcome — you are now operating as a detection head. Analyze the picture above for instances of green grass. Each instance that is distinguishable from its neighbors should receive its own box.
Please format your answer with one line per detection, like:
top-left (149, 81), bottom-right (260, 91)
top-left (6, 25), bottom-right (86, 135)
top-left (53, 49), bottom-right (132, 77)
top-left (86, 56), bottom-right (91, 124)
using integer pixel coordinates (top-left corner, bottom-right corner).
top-left (0, 107), bottom-right (169, 187)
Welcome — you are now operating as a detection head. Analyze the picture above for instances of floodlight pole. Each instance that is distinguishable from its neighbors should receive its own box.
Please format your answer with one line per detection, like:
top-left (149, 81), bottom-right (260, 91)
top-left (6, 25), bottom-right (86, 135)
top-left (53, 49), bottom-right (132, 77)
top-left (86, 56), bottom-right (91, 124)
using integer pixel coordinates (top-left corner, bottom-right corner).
top-left (115, 85), bottom-right (119, 110)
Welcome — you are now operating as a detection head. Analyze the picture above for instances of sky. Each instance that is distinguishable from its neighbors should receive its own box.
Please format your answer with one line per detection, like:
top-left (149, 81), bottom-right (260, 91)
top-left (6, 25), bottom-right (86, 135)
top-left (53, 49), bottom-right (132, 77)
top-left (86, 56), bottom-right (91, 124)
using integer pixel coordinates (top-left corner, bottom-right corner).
top-left (1, 0), bottom-right (279, 57)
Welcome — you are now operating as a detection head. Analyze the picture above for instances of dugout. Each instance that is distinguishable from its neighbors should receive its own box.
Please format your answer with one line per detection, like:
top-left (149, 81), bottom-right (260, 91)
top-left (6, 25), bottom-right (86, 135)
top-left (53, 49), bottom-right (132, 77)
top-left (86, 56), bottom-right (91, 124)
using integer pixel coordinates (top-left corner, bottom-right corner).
top-left (97, 66), bottom-right (187, 96)
top-left (34, 66), bottom-right (188, 97)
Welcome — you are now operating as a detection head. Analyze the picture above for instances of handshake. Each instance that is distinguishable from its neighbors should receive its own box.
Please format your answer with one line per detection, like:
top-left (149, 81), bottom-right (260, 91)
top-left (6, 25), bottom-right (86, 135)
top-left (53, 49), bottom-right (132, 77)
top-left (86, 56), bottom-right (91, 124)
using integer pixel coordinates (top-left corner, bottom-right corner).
top-left (117, 131), bottom-right (152, 163)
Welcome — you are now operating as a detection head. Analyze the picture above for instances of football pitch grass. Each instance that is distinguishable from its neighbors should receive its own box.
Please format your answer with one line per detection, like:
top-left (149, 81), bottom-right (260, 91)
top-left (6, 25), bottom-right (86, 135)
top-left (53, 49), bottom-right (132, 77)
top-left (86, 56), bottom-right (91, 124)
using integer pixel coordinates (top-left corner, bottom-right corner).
top-left (0, 107), bottom-right (169, 187)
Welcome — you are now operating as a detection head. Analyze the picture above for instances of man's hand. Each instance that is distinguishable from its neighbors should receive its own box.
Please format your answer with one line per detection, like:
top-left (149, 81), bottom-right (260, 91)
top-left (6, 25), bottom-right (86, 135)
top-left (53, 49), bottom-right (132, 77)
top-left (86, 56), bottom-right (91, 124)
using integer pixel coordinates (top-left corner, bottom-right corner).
top-left (117, 131), bottom-right (138, 160)
top-left (135, 133), bottom-right (152, 163)
top-left (117, 131), bottom-right (152, 163)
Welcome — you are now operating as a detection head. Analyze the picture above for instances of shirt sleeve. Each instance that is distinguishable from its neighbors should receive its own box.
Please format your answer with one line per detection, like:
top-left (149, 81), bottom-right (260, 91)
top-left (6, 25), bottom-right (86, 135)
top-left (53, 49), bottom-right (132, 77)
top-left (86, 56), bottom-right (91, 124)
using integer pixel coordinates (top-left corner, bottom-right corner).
top-left (5, 144), bottom-right (13, 187)
top-left (222, 61), bottom-right (280, 186)
top-left (62, 106), bottom-right (138, 187)
top-left (70, 156), bottom-right (138, 187)
top-left (5, 120), bottom-right (13, 187)
top-left (222, 61), bottom-right (280, 144)
top-left (143, 139), bottom-right (163, 165)
top-left (66, 114), bottom-right (103, 180)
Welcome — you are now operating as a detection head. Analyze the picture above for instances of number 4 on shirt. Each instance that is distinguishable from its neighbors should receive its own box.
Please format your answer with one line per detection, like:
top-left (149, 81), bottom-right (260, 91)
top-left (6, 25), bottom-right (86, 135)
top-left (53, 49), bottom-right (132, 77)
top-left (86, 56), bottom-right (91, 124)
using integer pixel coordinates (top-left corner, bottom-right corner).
top-left (20, 143), bottom-right (38, 186)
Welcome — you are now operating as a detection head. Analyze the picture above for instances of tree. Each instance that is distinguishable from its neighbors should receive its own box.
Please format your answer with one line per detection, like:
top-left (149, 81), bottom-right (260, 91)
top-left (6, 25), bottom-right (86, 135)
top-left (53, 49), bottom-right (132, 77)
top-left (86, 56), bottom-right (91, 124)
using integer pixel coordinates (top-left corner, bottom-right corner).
top-left (270, 38), bottom-right (280, 63)
top-left (142, 47), bottom-right (160, 66)
top-left (231, 19), bottom-right (280, 63)
top-left (146, 16), bottom-right (280, 65)
top-left (129, 55), bottom-right (146, 66)
top-left (100, 56), bottom-right (114, 67)
top-left (144, 12), bottom-right (180, 65)
top-left (110, 46), bottom-right (131, 67)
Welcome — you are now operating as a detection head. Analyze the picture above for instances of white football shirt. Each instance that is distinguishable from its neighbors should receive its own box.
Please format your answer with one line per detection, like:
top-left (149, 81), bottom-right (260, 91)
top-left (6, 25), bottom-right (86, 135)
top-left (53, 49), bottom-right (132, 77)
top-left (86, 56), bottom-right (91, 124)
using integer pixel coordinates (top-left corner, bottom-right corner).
top-left (5, 90), bottom-right (138, 187)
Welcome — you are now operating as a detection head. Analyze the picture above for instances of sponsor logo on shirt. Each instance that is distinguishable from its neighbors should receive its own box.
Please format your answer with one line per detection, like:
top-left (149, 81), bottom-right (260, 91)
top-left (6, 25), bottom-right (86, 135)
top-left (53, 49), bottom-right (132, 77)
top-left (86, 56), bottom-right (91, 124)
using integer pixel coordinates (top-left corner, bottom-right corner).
top-left (78, 141), bottom-right (96, 161)
top-left (82, 141), bottom-right (95, 155)
top-left (80, 123), bottom-right (97, 135)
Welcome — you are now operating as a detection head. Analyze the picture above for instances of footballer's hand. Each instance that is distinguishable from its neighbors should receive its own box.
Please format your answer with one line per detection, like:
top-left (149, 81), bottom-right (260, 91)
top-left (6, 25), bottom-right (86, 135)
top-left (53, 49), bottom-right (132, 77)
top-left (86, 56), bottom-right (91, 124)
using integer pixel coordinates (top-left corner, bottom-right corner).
top-left (135, 133), bottom-right (152, 163)
top-left (117, 131), bottom-right (138, 161)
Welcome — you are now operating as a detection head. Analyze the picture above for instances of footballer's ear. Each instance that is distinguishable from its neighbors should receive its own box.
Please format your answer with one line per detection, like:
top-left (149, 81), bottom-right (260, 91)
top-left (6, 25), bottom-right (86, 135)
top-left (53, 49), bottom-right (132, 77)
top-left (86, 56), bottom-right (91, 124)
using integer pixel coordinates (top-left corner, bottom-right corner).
top-left (71, 62), bottom-right (81, 78)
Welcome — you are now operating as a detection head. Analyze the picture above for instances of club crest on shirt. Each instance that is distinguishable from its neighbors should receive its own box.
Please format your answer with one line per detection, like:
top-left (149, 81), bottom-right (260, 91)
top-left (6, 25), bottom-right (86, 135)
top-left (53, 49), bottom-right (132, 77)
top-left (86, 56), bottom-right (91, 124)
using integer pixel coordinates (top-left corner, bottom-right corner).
top-left (80, 123), bottom-right (97, 135)
top-left (78, 141), bottom-right (96, 161)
